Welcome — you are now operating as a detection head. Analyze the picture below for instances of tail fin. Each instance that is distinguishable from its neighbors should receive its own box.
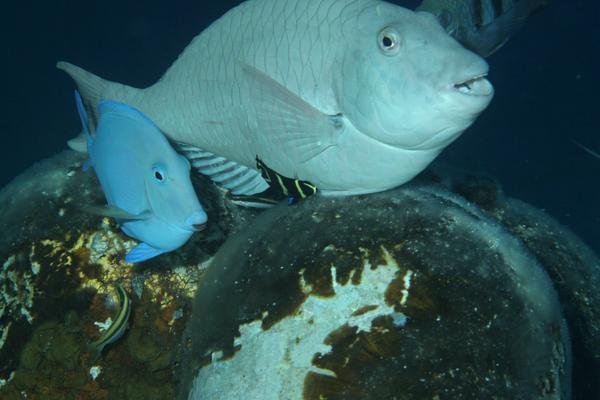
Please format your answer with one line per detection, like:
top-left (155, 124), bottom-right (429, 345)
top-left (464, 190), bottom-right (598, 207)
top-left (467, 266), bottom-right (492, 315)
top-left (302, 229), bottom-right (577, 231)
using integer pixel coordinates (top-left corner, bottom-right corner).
top-left (57, 61), bottom-right (143, 129)
top-left (74, 90), bottom-right (94, 152)
top-left (57, 62), bottom-right (108, 131)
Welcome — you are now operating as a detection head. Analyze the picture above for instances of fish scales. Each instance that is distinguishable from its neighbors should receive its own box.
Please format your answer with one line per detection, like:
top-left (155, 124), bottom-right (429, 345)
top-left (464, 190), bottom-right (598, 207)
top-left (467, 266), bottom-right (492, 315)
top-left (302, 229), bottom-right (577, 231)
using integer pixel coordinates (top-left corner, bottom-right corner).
top-left (109, 0), bottom-right (362, 184)
top-left (59, 0), bottom-right (494, 196)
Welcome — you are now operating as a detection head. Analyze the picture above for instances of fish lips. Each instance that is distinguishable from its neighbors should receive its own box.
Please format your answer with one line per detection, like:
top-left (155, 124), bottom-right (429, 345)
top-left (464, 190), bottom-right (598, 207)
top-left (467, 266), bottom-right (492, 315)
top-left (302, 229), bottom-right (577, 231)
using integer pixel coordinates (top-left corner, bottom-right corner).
top-left (191, 223), bottom-right (207, 232)
top-left (185, 211), bottom-right (208, 232)
top-left (451, 73), bottom-right (494, 97)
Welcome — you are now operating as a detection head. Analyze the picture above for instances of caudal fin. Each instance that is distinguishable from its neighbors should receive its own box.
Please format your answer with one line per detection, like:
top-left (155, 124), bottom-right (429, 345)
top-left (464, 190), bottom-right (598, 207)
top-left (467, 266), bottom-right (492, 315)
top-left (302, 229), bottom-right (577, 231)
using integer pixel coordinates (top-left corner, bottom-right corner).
top-left (57, 61), bottom-right (141, 134)
top-left (57, 62), bottom-right (107, 130)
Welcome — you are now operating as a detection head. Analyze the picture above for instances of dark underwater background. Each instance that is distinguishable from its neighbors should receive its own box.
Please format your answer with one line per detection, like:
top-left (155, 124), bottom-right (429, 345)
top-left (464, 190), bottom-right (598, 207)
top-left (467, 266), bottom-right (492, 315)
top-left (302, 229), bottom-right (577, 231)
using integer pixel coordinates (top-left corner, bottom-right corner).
top-left (2, 0), bottom-right (598, 257)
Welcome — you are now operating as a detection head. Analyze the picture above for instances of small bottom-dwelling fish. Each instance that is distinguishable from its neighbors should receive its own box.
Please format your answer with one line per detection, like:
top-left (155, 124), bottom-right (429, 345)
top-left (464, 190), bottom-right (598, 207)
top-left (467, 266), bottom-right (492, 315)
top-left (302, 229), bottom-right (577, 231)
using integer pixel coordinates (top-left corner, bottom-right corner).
top-left (417, 0), bottom-right (548, 57)
top-left (90, 285), bottom-right (131, 354)
top-left (74, 91), bottom-right (208, 263)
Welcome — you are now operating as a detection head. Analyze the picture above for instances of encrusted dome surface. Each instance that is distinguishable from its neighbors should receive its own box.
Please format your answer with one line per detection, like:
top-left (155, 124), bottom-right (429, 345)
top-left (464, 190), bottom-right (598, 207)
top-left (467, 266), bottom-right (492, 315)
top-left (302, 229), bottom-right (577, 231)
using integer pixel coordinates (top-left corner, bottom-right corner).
top-left (180, 181), bottom-right (574, 399)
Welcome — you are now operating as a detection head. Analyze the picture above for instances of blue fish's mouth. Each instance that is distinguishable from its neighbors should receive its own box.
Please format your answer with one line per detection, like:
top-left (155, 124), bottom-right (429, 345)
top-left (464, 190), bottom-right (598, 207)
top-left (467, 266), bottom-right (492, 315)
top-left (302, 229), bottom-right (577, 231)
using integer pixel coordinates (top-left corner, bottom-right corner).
top-left (185, 211), bottom-right (208, 232)
top-left (191, 223), bottom-right (207, 232)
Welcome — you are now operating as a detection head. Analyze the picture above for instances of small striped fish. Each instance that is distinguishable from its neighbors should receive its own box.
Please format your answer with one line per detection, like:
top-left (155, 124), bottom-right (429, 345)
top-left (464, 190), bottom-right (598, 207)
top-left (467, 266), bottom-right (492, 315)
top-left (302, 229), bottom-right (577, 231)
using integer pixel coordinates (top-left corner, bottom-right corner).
top-left (90, 285), bottom-right (131, 353)
top-left (417, 0), bottom-right (547, 57)
top-left (227, 157), bottom-right (317, 207)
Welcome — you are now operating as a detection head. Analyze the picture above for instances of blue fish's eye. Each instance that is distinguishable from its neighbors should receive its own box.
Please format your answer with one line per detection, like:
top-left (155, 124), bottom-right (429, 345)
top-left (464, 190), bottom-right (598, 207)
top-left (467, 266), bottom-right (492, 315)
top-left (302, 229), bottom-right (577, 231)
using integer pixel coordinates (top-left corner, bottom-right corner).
top-left (152, 165), bottom-right (167, 183)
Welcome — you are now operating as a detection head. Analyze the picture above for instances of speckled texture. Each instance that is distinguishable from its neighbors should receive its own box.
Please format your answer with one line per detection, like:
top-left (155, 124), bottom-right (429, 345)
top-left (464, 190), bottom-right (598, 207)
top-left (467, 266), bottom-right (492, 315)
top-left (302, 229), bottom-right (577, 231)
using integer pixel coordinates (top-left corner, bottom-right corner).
top-left (189, 248), bottom-right (408, 399)
top-left (1, 151), bottom-right (599, 399)
top-left (433, 167), bottom-right (600, 400)
top-left (181, 184), bottom-right (572, 400)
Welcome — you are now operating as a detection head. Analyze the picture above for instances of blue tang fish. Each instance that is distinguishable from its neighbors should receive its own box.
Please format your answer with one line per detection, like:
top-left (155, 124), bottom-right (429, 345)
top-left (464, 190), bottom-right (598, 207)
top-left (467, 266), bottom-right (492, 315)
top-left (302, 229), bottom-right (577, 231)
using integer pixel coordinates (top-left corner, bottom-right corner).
top-left (74, 91), bottom-right (208, 263)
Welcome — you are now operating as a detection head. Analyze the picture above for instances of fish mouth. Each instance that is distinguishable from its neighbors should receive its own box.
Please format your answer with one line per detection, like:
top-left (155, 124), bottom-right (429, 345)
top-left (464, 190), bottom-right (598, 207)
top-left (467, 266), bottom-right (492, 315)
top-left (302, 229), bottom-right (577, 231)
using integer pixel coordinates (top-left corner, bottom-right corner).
top-left (452, 73), bottom-right (493, 96)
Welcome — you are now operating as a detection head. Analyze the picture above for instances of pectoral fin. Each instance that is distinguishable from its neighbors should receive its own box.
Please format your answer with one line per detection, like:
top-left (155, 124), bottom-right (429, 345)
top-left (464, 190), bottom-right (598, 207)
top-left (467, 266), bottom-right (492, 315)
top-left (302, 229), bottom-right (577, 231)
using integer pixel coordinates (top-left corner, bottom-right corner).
top-left (125, 242), bottom-right (164, 263)
top-left (82, 205), bottom-right (151, 220)
top-left (240, 63), bottom-right (341, 163)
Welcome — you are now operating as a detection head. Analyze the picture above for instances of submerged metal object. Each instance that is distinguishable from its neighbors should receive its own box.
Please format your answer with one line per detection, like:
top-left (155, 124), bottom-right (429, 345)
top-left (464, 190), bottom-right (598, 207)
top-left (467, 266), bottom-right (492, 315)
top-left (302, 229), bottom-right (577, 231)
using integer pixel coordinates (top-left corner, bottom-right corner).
top-left (180, 180), bottom-right (573, 399)
top-left (2, 152), bottom-right (600, 398)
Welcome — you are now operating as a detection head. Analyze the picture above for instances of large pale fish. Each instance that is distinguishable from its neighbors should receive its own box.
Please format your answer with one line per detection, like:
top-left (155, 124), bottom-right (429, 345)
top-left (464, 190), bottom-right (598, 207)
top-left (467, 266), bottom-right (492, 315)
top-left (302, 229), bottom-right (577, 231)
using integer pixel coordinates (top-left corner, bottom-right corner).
top-left (59, 0), bottom-right (494, 200)
top-left (417, 0), bottom-right (547, 57)
top-left (74, 91), bottom-right (208, 263)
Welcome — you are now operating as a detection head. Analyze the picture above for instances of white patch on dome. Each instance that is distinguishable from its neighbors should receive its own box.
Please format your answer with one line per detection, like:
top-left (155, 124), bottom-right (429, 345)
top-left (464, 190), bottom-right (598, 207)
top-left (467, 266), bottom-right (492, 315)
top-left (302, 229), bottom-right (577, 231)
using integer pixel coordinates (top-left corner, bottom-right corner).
top-left (0, 322), bottom-right (11, 352)
top-left (2, 255), bottom-right (15, 271)
top-left (89, 365), bottom-right (102, 381)
top-left (94, 317), bottom-right (113, 332)
top-left (0, 371), bottom-right (14, 388)
top-left (31, 260), bottom-right (41, 275)
top-left (188, 248), bottom-right (408, 400)
top-left (400, 270), bottom-right (413, 306)
top-left (1, 252), bottom-right (37, 348)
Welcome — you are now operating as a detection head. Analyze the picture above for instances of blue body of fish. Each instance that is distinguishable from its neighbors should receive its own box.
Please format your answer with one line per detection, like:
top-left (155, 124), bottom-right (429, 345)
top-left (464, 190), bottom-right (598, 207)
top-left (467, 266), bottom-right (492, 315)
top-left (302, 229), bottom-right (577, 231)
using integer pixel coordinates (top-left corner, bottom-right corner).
top-left (74, 91), bottom-right (207, 263)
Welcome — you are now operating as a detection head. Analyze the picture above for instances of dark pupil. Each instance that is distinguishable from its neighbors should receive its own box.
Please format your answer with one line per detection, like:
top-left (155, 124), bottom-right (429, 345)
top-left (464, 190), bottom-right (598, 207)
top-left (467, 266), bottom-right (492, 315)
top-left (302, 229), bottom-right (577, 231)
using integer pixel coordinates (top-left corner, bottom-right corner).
top-left (155, 171), bottom-right (163, 180)
top-left (382, 36), bottom-right (393, 48)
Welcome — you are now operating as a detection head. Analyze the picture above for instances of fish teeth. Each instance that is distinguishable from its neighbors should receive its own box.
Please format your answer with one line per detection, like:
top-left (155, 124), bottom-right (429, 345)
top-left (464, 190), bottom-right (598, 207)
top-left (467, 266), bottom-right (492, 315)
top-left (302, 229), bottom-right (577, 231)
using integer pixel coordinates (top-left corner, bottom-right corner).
top-left (454, 72), bottom-right (489, 94)
top-left (455, 73), bottom-right (487, 88)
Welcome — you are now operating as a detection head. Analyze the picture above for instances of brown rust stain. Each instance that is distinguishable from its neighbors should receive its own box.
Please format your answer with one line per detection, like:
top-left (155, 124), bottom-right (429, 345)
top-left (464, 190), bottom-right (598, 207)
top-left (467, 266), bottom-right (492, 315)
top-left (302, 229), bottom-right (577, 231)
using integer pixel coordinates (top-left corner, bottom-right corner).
top-left (383, 275), bottom-right (405, 309)
top-left (351, 305), bottom-right (379, 317)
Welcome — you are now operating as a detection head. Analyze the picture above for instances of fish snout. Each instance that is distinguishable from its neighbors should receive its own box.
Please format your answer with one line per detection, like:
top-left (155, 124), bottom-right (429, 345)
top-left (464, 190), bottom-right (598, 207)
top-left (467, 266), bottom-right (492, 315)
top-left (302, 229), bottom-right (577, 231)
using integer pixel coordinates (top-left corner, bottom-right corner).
top-left (186, 211), bottom-right (208, 232)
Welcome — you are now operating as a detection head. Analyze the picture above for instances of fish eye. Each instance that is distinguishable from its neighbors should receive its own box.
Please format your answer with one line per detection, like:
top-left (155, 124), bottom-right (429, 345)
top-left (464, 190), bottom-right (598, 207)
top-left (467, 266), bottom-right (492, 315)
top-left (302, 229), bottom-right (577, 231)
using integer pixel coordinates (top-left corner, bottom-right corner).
top-left (152, 165), bottom-right (167, 183)
top-left (378, 27), bottom-right (401, 55)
